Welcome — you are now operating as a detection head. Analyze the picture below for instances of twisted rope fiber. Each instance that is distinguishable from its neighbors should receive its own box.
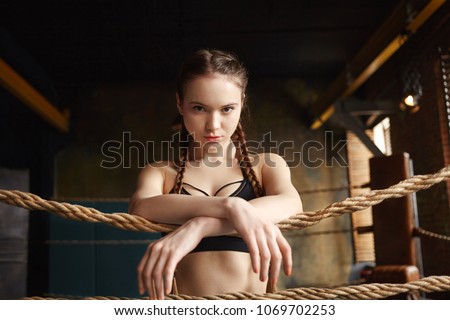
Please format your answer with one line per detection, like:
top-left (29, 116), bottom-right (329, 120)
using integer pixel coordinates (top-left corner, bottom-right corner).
top-left (167, 275), bottom-right (450, 300)
top-left (1, 166), bottom-right (449, 233)
top-left (23, 276), bottom-right (450, 300)
top-left (0, 190), bottom-right (174, 233)
top-left (414, 227), bottom-right (450, 241)
top-left (278, 165), bottom-right (450, 231)
top-left (6, 166), bottom-right (449, 300)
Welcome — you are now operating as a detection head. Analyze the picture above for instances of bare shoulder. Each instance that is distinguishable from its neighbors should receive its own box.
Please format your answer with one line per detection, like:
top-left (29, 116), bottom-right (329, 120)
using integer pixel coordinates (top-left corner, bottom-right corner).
top-left (138, 160), bottom-right (171, 178)
top-left (134, 161), bottom-right (178, 196)
top-left (251, 152), bottom-right (294, 194)
top-left (252, 152), bottom-right (288, 172)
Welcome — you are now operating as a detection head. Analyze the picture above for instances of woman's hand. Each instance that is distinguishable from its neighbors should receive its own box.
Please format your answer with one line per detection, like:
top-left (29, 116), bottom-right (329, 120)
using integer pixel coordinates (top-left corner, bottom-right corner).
top-left (223, 197), bottom-right (292, 287)
top-left (137, 217), bottom-right (205, 300)
top-left (137, 197), bottom-right (293, 298)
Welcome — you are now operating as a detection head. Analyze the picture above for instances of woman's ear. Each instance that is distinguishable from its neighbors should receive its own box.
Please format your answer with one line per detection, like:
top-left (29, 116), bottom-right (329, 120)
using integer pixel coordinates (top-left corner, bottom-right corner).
top-left (176, 93), bottom-right (183, 115)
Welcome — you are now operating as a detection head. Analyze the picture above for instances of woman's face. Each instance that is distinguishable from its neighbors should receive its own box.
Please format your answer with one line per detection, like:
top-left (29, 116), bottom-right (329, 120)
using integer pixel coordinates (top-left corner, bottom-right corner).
top-left (177, 74), bottom-right (243, 149)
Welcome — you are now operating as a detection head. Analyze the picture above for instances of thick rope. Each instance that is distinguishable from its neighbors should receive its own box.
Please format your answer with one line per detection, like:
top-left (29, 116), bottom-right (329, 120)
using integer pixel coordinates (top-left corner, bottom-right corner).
top-left (278, 165), bottom-right (450, 231)
top-left (1, 165), bottom-right (449, 233)
top-left (23, 275), bottom-right (450, 300)
top-left (414, 227), bottom-right (450, 242)
top-left (0, 190), bottom-right (174, 233)
top-left (5, 166), bottom-right (449, 300)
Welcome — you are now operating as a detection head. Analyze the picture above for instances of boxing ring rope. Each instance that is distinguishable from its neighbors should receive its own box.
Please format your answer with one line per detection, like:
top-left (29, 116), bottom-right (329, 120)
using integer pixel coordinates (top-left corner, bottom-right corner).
top-left (413, 227), bottom-right (450, 242)
top-left (21, 276), bottom-right (450, 300)
top-left (1, 166), bottom-right (449, 233)
top-left (1, 165), bottom-right (449, 299)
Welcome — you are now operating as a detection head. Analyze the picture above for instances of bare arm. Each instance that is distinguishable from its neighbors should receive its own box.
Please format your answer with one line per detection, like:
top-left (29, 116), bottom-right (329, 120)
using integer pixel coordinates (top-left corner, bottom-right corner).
top-left (129, 154), bottom-right (302, 226)
top-left (248, 153), bottom-right (303, 222)
top-left (188, 153), bottom-right (302, 236)
top-left (133, 155), bottom-right (302, 299)
top-left (128, 163), bottom-right (232, 224)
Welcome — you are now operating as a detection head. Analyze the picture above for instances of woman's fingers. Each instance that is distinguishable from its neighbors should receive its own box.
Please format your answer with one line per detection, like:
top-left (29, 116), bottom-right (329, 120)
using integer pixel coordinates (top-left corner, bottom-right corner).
top-left (244, 234), bottom-right (260, 274)
top-left (137, 256), bottom-right (146, 295)
top-left (141, 243), bottom-right (163, 299)
top-left (152, 248), bottom-right (168, 300)
top-left (254, 225), bottom-right (276, 283)
top-left (154, 251), bottom-right (180, 299)
top-left (145, 261), bottom-right (159, 299)
top-left (137, 243), bottom-right (153, 295)
top-left (277, 233), bottom-right (293, 276)
top-left (256, 230), bottom-right (272, 282)
top-left (267, 234), bottom-right (283, 286)
top-left (242, 222), bottom-right (292, 284)
top-left (137, 223), bottom-right (201, 299)
top-left (163, 259), bottom-right (177, 296)
top-left (253, 225), bottom-right (293, 285)
top-left (149, 281), bottom-right (157, 300)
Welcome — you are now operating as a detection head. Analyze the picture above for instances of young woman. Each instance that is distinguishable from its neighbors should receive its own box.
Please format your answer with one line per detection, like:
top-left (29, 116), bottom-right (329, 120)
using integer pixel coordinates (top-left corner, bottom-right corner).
top-left (129, 49), bottom-right (302, 299)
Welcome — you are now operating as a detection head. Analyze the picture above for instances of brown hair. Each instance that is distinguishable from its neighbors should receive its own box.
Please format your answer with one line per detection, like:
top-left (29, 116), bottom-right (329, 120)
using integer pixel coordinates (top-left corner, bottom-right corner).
top-left (173, 49), bottom-right (264, 197)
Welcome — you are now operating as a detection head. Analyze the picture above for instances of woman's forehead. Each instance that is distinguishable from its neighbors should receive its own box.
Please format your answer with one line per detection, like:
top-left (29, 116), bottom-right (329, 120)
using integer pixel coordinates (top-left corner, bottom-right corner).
top-left (183, 75), bottom-right (243, 104)
top-left (186, 74), bottom-right (241, 88)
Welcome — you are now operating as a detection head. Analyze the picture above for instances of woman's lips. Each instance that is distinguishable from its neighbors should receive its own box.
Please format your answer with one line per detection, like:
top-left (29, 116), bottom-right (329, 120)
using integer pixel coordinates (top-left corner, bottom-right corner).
top-left (204, 136), bottom-right (222, 142)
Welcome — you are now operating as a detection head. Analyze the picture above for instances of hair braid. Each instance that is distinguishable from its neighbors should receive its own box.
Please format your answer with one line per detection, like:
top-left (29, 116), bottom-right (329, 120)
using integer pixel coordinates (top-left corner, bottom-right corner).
top-left (233, 122), bottom-right (265, 197)
top-left (173, 123), bottom-right (189, 194)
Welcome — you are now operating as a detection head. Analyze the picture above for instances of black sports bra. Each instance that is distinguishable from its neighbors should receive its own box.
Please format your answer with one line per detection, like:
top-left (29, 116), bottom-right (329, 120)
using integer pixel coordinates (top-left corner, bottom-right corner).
top-left (176, 178), bottom-right (256, 199)
top-left (165, 177), bottom-right (257, 253)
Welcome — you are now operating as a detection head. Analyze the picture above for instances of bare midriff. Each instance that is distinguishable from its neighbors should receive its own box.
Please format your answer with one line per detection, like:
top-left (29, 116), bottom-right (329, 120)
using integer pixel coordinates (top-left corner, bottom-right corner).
top-left (174, 251), bottom-right (267, 296)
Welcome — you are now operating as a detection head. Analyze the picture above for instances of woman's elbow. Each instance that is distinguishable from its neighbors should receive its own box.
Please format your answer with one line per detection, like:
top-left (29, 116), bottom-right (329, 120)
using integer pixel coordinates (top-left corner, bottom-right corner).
top-left (128, 198), bottom-right (142, 216)
top-left (128, 197), bottom-right (160, 222)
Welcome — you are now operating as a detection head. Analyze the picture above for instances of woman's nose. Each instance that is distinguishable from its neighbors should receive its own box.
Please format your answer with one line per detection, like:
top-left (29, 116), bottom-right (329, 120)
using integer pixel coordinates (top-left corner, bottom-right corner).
top-left (206, 112), bottom-right (221, 131)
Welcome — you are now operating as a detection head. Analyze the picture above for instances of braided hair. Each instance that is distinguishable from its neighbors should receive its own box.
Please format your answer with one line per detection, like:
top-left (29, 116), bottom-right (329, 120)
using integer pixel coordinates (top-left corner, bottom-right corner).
top-left (173, 49), bottom-right (264, 197)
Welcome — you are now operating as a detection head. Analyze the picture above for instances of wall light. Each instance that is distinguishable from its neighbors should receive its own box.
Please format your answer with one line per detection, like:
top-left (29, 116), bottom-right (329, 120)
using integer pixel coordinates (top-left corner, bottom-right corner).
top-left (399, 93), bottom-right (420, 113)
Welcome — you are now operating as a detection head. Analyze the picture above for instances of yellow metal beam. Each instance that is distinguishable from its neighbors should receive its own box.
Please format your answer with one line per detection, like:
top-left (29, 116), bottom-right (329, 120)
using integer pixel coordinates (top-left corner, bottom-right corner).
top-left (310, 0), bottom-right (446, 130)
top-left (0, 57), bottom-right (69, 133)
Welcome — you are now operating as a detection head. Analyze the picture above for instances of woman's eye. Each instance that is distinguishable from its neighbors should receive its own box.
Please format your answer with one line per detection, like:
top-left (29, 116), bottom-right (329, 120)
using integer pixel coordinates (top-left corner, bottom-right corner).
top-left (222, 107), bottom-right (234, 113)
top-left (193, 105), bottom-right (206, 112)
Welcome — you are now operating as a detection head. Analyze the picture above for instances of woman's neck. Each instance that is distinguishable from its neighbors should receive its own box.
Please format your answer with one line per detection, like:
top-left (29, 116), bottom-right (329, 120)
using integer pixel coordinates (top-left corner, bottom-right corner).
top-left (189, 140), bottom-right (237, 167)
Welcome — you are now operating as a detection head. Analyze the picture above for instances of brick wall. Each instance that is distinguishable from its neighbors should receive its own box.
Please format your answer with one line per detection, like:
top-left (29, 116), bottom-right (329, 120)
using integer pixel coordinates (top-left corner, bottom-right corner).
top-left (389, 39), bottom-right (450, 299)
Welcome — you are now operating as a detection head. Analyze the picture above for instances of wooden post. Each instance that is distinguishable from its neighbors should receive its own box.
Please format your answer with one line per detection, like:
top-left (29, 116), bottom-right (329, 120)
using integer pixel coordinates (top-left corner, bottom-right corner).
top-left (369, 153), bottom-right (418, 266)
